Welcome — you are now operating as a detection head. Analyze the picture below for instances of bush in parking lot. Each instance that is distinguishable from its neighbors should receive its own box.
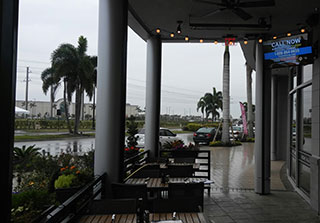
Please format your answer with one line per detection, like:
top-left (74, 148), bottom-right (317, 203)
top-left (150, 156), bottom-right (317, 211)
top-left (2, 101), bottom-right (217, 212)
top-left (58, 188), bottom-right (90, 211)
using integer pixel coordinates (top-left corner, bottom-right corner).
top-left (209, 140), bottom-right (242, 147)
top-left (182, 122), bottom-right (220, 132)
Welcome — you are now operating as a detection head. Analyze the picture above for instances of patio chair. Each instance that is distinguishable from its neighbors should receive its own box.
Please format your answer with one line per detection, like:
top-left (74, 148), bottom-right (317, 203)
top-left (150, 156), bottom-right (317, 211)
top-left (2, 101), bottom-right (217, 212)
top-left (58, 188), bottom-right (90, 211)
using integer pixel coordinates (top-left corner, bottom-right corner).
top-left (153, 182), bottom-right (204, 212)
top-left (162, 165), bottom-right (194, 177)
top-left (133, 168), bottom-right (160, 178)
top-left (174, 157), bottom-right (195, 163)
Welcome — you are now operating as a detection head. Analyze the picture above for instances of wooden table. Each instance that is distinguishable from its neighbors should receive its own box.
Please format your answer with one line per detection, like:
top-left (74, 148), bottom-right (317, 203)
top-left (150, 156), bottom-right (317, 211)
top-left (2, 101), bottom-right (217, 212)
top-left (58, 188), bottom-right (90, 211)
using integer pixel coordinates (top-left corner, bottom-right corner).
top-left (78, 213), bottom-right (207, 223)
top-left (125, 178), bottom-right (211, 191)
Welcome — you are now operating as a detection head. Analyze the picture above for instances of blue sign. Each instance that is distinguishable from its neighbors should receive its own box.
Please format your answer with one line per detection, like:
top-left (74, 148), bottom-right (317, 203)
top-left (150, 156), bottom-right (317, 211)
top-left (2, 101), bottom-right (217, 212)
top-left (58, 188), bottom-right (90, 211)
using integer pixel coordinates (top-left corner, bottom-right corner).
top-left (263, 34), bottom-right (313, 68)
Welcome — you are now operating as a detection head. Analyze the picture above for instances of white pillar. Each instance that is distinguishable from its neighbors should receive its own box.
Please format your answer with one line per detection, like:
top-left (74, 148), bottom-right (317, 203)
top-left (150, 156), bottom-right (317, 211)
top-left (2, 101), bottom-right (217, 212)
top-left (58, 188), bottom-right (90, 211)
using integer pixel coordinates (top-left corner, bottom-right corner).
top-left (94, 0), bottom-right (128, 183)
top-left (145, 36), bottom-right (162, 157)
top-left (254, 41), bottom-right (271, 194)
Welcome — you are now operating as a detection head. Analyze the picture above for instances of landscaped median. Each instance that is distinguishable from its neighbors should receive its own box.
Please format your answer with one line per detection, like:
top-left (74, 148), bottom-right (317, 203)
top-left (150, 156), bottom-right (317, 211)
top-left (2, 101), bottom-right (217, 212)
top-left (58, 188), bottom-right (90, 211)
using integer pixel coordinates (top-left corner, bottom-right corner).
top-left (14, 133), bottom-right (95, 142)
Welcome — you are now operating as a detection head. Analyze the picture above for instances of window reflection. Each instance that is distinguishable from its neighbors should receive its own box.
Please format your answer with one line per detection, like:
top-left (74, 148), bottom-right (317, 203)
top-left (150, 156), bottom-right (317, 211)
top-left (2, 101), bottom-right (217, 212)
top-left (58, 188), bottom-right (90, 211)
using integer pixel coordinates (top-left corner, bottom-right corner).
top-left (291, 93), bottom-right (297, 148)
top-left (302, 86), bottom-right (312, 153)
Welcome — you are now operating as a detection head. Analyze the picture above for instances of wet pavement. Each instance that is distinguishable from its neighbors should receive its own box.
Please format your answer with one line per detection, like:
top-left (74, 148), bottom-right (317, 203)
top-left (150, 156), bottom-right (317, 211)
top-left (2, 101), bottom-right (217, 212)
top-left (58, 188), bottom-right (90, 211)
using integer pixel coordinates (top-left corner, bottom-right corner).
top-left (202, 143), bottom-right (285, 190)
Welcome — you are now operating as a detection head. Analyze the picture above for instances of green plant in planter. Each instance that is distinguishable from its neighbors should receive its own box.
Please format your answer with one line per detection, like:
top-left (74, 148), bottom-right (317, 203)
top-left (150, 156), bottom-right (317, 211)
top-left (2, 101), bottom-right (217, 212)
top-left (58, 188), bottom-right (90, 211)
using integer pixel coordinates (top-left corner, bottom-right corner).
top-left (54, 174), bottom-right (77, 189)
top-left (54, 165), bottom-right (92, 189)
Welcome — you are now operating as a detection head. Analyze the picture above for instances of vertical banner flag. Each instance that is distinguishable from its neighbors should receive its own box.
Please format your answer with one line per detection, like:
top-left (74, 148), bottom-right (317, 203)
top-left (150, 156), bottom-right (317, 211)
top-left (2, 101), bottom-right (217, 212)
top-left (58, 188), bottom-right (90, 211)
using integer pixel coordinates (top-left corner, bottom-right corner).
top-left (240, 102), bottom-right (248, 135)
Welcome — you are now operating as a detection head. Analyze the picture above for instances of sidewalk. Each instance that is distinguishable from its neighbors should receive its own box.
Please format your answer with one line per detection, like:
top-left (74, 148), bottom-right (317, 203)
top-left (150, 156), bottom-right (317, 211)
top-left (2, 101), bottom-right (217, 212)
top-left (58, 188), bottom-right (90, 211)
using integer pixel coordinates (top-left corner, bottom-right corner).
top-left (204, 189), bottom-right (320, 223)
top-left (201, 143), bottom-right (320, 222)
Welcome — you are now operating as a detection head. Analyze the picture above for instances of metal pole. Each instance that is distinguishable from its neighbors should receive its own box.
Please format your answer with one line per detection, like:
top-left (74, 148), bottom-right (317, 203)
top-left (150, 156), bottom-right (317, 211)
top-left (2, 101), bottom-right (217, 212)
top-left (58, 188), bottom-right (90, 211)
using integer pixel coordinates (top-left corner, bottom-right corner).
top-left (25, 66), bottom-right (30, 110)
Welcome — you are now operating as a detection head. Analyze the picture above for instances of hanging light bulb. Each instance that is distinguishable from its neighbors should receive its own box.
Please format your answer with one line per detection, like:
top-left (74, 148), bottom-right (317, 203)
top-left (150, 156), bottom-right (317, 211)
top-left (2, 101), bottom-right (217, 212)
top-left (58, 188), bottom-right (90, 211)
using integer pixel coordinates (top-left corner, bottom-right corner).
top-left (199, 39), bottom-right (204, 43)
top-left (244, 40), bottom-right (248, 45)
top-left (214, 40), bottom-right (218, 45)
top-left (273, 36), bottom-right (277, 40)
top-left (287, 32), bottom-right (292, 37)
top-left (176, 21), bottom-right (182, 34)
top-left (170, 33), bottom-right (175, 38)
top-left (300, 28), bottom-right (306, 33)
top-left (258, 38), bottom-right (263, 43)
top-left (156, 28), bottom-right (161, 34)
top-left (185, 36), bottom-right (189, 41)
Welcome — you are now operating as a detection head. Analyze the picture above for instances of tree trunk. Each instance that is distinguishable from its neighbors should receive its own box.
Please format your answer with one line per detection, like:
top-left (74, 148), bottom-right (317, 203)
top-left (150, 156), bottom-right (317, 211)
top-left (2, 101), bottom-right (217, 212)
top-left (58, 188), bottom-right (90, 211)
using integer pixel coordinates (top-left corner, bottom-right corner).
top-left (222, 45), bottom-right (230, 143)
top-left (92, 86), bottom-right (96, 129)
top-left (246, 63), bottom-right (254, 138)
top-left (63, 79), bottom-right (73, 134)
top-left (74, 85), bottom-right (82, 135)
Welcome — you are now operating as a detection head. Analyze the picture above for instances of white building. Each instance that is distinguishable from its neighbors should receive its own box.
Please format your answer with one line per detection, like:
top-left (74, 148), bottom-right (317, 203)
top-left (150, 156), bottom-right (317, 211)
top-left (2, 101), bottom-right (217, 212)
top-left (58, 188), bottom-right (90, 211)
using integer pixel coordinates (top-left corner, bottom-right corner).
top-left (15, 99), bottom-right (139, 118)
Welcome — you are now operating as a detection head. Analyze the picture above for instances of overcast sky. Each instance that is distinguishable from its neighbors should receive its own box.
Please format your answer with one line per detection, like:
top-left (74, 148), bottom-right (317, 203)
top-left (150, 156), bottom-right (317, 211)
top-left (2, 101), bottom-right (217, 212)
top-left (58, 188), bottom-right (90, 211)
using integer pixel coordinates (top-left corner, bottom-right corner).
top-left (16, 0), bottom-right (255, 118)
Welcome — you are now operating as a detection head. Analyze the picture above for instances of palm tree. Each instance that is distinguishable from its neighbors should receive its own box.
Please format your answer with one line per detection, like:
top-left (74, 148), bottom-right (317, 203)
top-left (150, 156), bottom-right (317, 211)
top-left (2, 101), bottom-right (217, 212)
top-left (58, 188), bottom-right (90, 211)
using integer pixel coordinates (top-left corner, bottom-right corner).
top-left (41, 67), bottom-right (61, 118)
top-left (51, 36), bottom-right (95, 135)
top-left (222, 45), bottom-right (230, 144)
top-left (197, 87), bottom-right (223, 121)
top-left (246, 62), bottom-right (254, 138)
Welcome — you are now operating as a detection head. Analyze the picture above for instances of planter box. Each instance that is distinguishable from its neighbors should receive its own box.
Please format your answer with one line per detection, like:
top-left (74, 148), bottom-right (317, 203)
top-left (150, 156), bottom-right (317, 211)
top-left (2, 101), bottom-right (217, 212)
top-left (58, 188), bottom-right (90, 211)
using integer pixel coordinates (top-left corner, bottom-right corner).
top-left (55, 187), bottom-right (81, 203)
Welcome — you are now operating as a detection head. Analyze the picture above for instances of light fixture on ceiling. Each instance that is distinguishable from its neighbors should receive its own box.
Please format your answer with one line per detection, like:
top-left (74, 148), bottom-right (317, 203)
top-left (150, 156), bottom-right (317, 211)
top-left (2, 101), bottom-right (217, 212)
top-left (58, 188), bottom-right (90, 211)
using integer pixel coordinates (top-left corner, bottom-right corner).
top-left (176, 21), bottom-right (183, 34)
top-left (156, 28), bottom-right (161, 34)
top-left (170, 33), bottom-right (175, 38)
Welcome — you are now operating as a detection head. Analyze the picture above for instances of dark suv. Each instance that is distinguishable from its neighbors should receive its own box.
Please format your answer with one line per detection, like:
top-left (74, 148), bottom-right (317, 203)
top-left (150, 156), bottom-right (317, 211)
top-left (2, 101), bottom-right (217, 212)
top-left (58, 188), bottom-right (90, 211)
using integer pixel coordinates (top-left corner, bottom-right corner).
top-left (193, 127), bottom-right (218, 145)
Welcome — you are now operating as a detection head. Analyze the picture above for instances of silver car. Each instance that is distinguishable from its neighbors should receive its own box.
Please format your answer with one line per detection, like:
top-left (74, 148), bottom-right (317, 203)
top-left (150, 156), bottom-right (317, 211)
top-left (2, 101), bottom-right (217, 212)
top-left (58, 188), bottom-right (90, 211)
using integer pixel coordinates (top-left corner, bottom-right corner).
top-left (136, 128), bottom-right (180, 148)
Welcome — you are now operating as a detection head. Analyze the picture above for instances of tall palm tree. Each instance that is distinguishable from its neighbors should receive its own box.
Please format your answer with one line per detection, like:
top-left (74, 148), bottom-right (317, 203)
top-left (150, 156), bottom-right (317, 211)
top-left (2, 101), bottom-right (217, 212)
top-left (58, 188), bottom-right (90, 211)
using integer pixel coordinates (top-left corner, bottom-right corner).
top-left (246, 62), bottom-right (254, 138)
top-left (51, 36), bottom-right (95, 135)
top-left (222, 45), bottom-right (230, 144)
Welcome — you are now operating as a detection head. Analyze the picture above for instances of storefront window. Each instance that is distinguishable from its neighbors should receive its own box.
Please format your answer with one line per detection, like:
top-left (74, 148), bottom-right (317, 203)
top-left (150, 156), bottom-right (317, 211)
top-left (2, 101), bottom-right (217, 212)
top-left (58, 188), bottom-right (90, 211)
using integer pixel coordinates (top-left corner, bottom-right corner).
top-left (299, 163), bottom-right (310, 194)
top-left (302, 86), bottom-right (312, 153)
top-left (291, 93), bottom-right (297, 148)
top-left (303, 64), bottom-right (313, 83)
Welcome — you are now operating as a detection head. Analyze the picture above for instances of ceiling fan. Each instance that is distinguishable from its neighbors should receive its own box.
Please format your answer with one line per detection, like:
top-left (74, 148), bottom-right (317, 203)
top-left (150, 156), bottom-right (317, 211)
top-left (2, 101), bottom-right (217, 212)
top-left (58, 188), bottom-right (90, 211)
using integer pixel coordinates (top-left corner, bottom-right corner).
top-left (193, 0), bottom-right (275, 21)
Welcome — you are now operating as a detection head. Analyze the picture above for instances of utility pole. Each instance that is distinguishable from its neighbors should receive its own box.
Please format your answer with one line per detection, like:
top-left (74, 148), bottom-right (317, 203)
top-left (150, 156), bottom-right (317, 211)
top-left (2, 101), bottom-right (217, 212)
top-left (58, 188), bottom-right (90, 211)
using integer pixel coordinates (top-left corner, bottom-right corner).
top-left (24, 66), bottom-right (31, 110)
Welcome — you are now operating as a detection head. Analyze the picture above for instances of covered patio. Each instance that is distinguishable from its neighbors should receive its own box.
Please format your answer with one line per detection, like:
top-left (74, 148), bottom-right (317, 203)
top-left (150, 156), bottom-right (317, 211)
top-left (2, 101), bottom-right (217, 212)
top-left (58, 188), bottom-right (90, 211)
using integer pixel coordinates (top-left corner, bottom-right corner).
top-left (1, 0), bottom-right (320, 222)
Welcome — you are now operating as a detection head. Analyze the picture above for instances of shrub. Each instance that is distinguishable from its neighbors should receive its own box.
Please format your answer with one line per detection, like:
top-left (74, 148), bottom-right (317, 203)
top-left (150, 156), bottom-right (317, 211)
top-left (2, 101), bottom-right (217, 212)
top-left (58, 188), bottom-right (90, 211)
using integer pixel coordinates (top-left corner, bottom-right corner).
top-left (11, 189), bottom-right (54, 223)
top-left (54, 174), bottom-right (77, 189)
top-left (209, 140), bottom-right (242, 147)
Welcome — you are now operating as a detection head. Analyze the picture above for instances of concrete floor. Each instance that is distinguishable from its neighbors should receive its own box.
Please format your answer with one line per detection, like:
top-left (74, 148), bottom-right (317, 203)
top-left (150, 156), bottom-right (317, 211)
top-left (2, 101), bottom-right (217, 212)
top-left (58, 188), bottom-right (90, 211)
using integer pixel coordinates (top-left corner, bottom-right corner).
top-left (201, 143), bottom-right (320, 223)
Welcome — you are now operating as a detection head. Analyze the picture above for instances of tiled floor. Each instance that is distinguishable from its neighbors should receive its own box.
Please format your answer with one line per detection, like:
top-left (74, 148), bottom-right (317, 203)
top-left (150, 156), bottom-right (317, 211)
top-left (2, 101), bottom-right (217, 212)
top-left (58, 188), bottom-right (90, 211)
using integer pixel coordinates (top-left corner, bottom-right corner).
top-left (200, 143), bottom-right (320, 222)
top-left (204, 189), bottom-right (320, 223)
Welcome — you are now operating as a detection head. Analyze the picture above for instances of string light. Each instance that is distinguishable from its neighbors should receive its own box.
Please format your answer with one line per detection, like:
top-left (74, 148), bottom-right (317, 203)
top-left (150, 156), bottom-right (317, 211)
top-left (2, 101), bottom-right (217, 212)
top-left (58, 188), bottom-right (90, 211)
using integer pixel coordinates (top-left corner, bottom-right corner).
top-left (214, 40), bottom-right (218, 45)
top-left (258, 38), bottom-right (263, 43)
top-left (170, 33), bottom-right (175, 38)
top-left (244, 40), bottom-right (248, 45)
top-left (199, 39), bottom-right (204, 43)
top-left (185, 36), bottom-right (189, 41)
top-left (156, 28), bottom-right (161, 34)
top-left (287, 32), bottom-right (292, 37)
top-left (273, 36), bottom-right (277, 40)
top-left (300, 28), bottom-right (305, 33)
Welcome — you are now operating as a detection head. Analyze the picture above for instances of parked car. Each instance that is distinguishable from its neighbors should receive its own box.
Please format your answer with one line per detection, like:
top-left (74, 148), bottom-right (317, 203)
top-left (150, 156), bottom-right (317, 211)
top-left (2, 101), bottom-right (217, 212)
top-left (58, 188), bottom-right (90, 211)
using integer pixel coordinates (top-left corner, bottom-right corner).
top-left (193, 127), bottom-right (218, 145)
top-left (229, 126), bottom-right (243, 140)
top-left (135, 127), bottom-right (180, 148)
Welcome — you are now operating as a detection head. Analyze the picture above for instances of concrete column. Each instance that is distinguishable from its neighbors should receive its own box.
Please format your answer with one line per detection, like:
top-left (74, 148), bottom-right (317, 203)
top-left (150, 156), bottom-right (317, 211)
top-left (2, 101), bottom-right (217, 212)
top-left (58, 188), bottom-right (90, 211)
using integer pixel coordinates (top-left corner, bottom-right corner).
top-left (145, 36), bottom-right (162, 158)
top-left (310, 16), bottom-right (320, 213)
top-left (271, 75), bottom-right (277, 161)
top-left (94, 0), bottom-right (128, 183)
top-left (0, 0), bottom-right (19, 221)
top-left (254, 41), bottom-right (271, 194)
